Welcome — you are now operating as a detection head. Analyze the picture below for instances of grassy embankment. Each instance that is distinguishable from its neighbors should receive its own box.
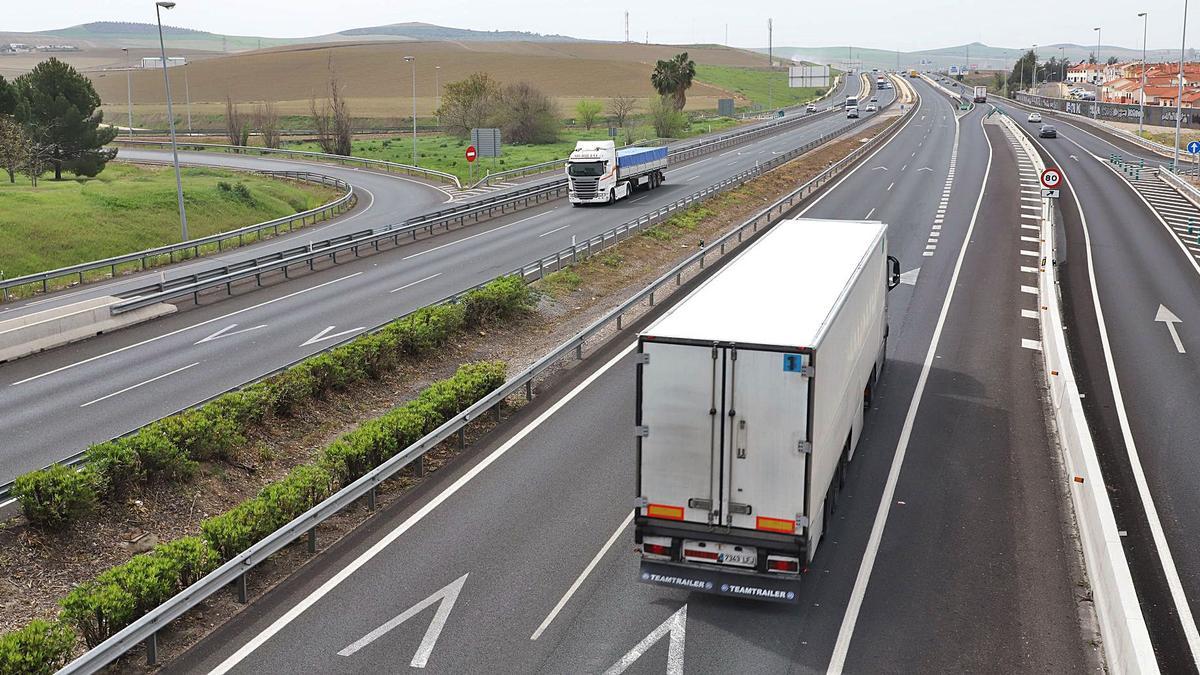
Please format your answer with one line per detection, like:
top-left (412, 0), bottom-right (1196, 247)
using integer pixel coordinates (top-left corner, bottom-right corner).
top-left (0, 164), bottom-right (337, 279)
top-left (694, 64), bottom-right (826, 110)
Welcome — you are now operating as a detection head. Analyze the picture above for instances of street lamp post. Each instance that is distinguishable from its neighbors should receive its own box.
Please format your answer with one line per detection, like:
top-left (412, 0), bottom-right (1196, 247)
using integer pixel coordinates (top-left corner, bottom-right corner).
top-left (1094, 27), bottom-right (1102, 119)
top-left (123, 48), bottom-right (133, 138)
top-left (1059, 46), bottom-right (1065, 84)
top-left (405, 56), bottom-right (416, 166)
top-left (435, 65), bottom-right (441, 129)
top-left (1174, 0), bottom-right (1190, 172)
top-left (183, 59), bottom-right (192, 134)
top-left (155, 1), bottom-right (188, 242)
top-left (1139, 12), bottom-right (1149, 136)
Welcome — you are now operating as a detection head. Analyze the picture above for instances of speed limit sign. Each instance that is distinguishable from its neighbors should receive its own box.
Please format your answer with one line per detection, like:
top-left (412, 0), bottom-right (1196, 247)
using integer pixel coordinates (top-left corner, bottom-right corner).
top-left (1040, 167), bottom-right (1062, 189)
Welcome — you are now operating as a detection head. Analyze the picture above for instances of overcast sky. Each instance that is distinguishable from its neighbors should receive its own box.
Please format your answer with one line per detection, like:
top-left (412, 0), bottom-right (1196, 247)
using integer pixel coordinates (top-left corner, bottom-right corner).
top-left (5, 0), bottom-right (1196, 53)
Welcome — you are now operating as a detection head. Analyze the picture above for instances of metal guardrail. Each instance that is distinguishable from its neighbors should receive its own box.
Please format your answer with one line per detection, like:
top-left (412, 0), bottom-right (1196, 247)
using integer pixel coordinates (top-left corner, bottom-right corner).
top-left (112, 139), bottom-right (464, 189)
top-left (0, 171), bottom-right (356, 303)
top-left (56, 78), bottom-right (917, 675)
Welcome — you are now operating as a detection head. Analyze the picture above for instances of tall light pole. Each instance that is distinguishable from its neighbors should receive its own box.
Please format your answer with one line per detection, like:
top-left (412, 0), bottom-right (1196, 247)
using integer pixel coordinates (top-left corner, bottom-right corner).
top-left (1032, 44), bottom-right (1038, 90)
top-left (1174, 0), bottom-right (1190, 172)
top-left (1094, 27), bottom-right (1102, 119)
top-left (1139, 12), bottom-right (1149, 136)
top-left (434, 65), bottom-right (441, 129)
top-left (1059, 46), bottom-right (1066, 85)
top-left (155, 1), bottom-right (187, 241)
top-left (405, 55), bottom-right (416, 166)
top-left (123, 48), bottom-right (133, 138)
top-left (182, 59), bottom-right (192, 134)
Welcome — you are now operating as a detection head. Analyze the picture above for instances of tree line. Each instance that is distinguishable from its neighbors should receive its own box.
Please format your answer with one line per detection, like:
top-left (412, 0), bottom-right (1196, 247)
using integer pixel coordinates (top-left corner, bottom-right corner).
top-left (0, 58), bottom-right (116, 186)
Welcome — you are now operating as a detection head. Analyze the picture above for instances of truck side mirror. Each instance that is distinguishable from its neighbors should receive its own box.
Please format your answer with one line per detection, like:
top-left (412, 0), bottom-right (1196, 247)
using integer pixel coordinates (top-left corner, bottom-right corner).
top-left (887, 256), bottom-right (901, 291)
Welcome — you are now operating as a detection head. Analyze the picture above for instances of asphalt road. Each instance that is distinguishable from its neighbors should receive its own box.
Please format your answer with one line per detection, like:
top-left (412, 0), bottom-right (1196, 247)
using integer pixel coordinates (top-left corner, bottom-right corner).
top-left (164, 78), bottom-right (1093, 673)
top-left (0, 77), bottom-right (879, 482)
top-left (983, 89), bottom-right (1200, 669)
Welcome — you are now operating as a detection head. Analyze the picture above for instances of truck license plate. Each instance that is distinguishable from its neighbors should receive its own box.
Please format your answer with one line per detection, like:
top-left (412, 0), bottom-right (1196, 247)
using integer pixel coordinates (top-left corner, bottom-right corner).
top-left (682, 540), bottom-right (758, 568)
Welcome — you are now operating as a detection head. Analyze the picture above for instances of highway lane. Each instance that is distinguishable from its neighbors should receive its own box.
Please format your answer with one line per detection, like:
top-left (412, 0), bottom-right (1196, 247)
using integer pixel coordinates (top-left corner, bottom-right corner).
top-left (0, 77), bottom-right (878, 482)
top-left (988, 92), bottom-right (1200, 668)
top-left (0, 76), bottom-right (858, 322)
top-left (165, 78), bottom-right (1091, 673)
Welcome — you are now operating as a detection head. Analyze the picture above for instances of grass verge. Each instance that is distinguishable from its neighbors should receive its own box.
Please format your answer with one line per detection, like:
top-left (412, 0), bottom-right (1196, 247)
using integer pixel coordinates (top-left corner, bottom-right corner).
top-left (0, 164), bottom-right (338, 281)
top-left (695, 64), bottom-right (825, 111)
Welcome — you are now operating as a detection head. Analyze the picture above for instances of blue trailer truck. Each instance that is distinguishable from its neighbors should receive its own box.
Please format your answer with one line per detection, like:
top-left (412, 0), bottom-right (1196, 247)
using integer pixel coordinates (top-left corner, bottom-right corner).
top-left (566, 141), bottom-right (668, 205)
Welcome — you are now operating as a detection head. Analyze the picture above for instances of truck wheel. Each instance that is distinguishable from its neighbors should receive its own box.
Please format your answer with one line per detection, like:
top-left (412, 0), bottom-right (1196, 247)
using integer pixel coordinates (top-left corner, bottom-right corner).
top-left (608, 189), bottom-right (616, 204)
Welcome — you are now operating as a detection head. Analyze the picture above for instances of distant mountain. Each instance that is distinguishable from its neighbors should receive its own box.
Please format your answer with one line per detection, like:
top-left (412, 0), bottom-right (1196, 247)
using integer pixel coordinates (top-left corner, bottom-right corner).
top-left (336, 22), bottom-right (582, 42)
top-left (764, 42), bottom-right (1190, 72)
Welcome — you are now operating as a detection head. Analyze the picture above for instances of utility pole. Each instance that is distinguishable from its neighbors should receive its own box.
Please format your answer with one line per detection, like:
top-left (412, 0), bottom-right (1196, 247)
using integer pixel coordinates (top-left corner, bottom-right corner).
top-left (435, 65), bottom-right (441, 129)
top-left (155, 1), bottom-right (187, 242)
top-left (123, 48), bottom-right (133, 138)
top-left (767, 19), bottom-right (773, 111)
top-left (1094, 27), bottom-right (1102, 119)
top-left (182, 59), bottom-right (192, 134)
top-left (1139, 12), bottom-right (1148, 136)
top-left (624, 10), bottom-right (629, 43)
top-left (1032, 44), bottom-right (1038, 91)
top-left (1174, 0), bottom-right (1190, 172)
top-left (405, 55), bottom-right (417, 166)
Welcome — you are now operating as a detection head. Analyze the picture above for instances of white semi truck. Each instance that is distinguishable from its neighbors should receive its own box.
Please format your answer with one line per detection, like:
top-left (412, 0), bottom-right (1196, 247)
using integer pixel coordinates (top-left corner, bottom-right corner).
top-left (634, 218), bottom-right (900, 602)
top-left (973, 86), bottom-right (987, 103)
top-left (566, 141), bottom-right (668, 205)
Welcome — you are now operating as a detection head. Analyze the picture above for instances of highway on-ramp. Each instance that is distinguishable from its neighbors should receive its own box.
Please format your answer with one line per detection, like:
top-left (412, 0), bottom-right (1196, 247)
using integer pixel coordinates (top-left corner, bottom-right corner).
top-left (163, 78), bottom-right (1096, 674)
top-left (0, 78), bottom-right (877, 482)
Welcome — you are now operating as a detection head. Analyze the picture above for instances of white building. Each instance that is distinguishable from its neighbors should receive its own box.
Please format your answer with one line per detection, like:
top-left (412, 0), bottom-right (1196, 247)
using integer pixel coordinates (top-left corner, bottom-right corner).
top-left (1066, 63), bottom-right (1103, 84)
top-left (140, 56), bottom-right (187, 69)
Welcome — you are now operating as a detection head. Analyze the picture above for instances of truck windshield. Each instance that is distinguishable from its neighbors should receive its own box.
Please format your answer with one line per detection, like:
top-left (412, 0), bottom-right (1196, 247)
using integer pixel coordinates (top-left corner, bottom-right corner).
top-left (568, 161), bottom-right (605, 177)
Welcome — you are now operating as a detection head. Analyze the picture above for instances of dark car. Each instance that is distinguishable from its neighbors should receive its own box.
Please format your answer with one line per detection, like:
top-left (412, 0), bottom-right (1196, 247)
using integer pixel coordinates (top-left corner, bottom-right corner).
top-left (1039, 124), bottom-right (1058, 138)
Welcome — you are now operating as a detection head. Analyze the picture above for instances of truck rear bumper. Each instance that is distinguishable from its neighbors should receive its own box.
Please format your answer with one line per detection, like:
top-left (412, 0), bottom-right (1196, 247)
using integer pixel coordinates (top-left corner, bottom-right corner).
top-left (638, 560), bottom-right (802, 603)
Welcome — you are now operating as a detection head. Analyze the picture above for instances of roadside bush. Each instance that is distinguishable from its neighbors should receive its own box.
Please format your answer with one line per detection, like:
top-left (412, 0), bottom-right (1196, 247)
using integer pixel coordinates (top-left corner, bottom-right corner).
top-left (267, 367), bottom-right (319, 416)
top-left (0, 619), bottom-right (76, 674)
top-left (154, 536), bottom-right (221, 586)
top-left (460, 275), bottom-right (533, 325)
top-left (12, 464), bottom-right (96, 529)
top-left (151, 410), bottom-right (244, 461)
top-left (124, 432), bottom-right (197, 481)
top-left (201, 464), bottom-right (333, 561)
top-left (206, 382), bottom-right (274, 425)
top-left (83, 441), bottom-right (144, 497)
top-left (59, 578), bottom-right (135, 648)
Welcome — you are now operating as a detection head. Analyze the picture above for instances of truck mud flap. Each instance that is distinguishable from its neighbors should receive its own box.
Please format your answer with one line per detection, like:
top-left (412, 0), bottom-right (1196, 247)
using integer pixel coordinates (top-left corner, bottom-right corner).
top-left (638, 561), bottom-right (801, 603)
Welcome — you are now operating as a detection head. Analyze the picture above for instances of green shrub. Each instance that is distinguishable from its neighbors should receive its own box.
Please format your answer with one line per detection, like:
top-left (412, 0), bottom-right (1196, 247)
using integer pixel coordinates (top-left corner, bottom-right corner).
top-left (460, 275), bottom-right (532, 325)
top-left (153, 536), bottom-right (220, 586)
top-left (13, 464), bottom-right (97, 529)
top-left (59, 580), bottom-right (135, 648)
top-left (267, 368), bottom-right (319, 416)
top-left (206, 383), bottom-right (273, 424)
top-left (124, 433), bottom-right (196, 481)
top-left (0, 619), bottom-right (76, 675)
top-left (83, 441), bottom-right (144, 497)
top-left (151, 410), bottom-right (244, 461)
top-left (202, 465), bottom-right (332, 560)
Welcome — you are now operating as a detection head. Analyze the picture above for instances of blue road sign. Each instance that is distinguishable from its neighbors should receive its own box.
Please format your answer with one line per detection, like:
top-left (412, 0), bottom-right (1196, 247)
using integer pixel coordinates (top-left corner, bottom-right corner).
top-left (1188, 141), bottom-right (1200, 154)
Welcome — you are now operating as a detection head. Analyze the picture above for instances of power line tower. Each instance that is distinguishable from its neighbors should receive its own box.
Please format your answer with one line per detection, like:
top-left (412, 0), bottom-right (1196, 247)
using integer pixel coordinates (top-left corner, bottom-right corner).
top-left (625, 11), bottom-right (630, 43)
top-left (767, 18), bottom-right (773, 67)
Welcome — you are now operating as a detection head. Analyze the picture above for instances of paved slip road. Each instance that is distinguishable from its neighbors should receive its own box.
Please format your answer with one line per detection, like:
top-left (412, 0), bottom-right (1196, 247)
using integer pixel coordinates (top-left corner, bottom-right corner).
top-left (0, 78), bottom-right (876, 482)
top-left (984, 90), bottom-right (1200, 670)
top-left (166, 78), bottom-right (1094, 674)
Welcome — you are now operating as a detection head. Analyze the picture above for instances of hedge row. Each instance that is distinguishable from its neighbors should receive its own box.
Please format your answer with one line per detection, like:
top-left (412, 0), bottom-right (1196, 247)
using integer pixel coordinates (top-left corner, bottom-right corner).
top-left (11, 276), bottom-right (532, 529)
top-left (0, 359), bottom-right (510, 667)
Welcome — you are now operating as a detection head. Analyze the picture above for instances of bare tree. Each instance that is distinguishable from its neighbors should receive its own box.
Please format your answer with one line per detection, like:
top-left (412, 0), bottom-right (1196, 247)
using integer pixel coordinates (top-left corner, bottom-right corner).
top-left (255, 101), bottom-right (282, 149)
top-left (437, 72), bottom-right (500, 139)
top-left (21, 139), bottom-right (53, 187)
top-left (310, 58), bottom-right (352, 156)
top-left (224, 95), bottom-right (249, 148)
top-left (0, 117), bottom-right (27, 183)
top-left (495, 82), bottom-right (559, 144)
top-left (607, 95), bottom-right (637, 130)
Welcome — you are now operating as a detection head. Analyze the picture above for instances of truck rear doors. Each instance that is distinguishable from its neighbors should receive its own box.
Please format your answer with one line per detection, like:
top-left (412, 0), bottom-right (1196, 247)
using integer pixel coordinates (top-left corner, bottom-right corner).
top-left (638, 342), bottom-right (810, 536)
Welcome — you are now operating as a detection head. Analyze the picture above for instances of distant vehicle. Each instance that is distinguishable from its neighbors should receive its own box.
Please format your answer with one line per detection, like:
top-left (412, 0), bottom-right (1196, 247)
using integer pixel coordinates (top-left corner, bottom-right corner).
top-left (635, 218), bottom-right (901, 603)
top-left (865, 104), bottom-right (877, 112)
top-left (566, 140), bottom-right (667, 205)
top-left (869, 95), bottom-right (878, 102)
top-left (845, 95), bottom-right (859, 109)
top-left (1027, 112), bottom-right (1042, 123)
top-left (847, 106), bottom-right (860, 118)
top-left (876, 76), bottom-right (886, 90)
top-left (1080, 92), bottom-right (1096, 101)
top-left (908, 69), bottom-right (919, 78)
top-left (806, 103), bottom-right (818, 112)
top-left (1039, 124), bottom-right (1058, 138)
top-left (973, 86), bottom-right (987, 103)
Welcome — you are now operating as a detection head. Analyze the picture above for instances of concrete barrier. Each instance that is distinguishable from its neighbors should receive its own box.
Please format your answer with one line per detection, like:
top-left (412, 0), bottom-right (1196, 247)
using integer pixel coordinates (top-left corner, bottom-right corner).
top-left (0, 296), bottom-right (176, 363)
top-left (1000, 113), bottom-right (1158, 673)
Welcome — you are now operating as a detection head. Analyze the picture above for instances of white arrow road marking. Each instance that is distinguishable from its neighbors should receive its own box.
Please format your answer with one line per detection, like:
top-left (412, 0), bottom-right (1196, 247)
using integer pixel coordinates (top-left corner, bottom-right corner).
top-left (917, 167), bottom-right (933, 172)
top-left (603, 605), bottom-right (687, 675)
top-left (899, 267), bottom-right (920, 286)
top-left (1070, 154), bottom-right (1079, 162)
top-left (1156, 304), bottom-right (1186, 353)
top-left (871, 166), bottom-right (889, 171)
top-left (338, 574), bottom-right (467, 666)
top-left (302, 325), bottom-right (366, 347)
top-left (194, 323), bottom-right (267, 345)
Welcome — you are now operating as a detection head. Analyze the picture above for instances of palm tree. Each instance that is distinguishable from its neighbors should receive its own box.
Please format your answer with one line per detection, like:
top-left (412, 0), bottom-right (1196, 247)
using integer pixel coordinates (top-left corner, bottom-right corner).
top-left (651, 52), bottom-right (697, 111)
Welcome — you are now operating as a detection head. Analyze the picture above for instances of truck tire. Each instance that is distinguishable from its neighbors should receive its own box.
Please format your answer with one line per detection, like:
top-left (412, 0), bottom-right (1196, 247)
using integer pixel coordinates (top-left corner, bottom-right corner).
top-left (608, 189), bottom-right (616, 204)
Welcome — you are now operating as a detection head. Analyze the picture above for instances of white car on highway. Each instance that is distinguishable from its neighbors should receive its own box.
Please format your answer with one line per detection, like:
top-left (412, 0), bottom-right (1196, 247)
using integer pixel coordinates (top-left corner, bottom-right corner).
top-left (1028, 112), bottom-right (1042, 124)
top-left (865, 104), bottom-right (877, 113)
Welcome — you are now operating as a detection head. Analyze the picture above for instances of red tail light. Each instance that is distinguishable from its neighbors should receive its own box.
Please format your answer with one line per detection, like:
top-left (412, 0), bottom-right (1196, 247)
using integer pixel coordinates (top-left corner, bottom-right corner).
top-left (684, 548), bottom-right (719, 560)
top-left (643, 543), bottom-right (670, 557)
top-left (767, 555), bottom-right (800, 574)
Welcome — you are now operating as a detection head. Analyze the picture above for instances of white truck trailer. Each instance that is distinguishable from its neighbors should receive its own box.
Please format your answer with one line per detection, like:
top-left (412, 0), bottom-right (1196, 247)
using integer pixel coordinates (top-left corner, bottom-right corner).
top-left (635, 219), bottom-right (900, 602)
top-left (566, 141), bottom-right (668, 205)
top-left (973, 85), bottom-right (987, 103)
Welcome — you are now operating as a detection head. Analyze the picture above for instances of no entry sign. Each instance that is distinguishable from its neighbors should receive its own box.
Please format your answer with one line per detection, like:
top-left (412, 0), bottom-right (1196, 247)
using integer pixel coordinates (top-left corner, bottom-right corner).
top-left (1040, 167), bottom-right (1062, 189)
top-left (465, 146), bottom-right (477, 163)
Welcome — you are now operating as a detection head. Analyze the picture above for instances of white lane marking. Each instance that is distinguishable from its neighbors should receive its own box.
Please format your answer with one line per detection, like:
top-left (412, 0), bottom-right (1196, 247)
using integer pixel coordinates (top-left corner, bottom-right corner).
top-left (195, 323), bottom-right (267, 345)
top-left (1021, 214), bottom-right (1040, 221)
top-left (1021, 285), bottom-right (1038, 295)
top-left (686, 175), bottom-right (700, 181)
top-left (1021, 249), bottom-right (1040, 257)
top-left (1156, 304), bottom-right (1187, 354)
top-left (1021, 236), bottom-right (1040, 242)
top-left (603, 605), bottom-right (687, 675)
top-left (925, 244), bottom-right (937, 250)
top-left (865, 208), bottom-right (876, 220)
top-left (539, 224), bottom-right (572, 238)
top-left (1021, 265), bottom-right (1039, 273)
top-left (10, 272), bottom-right (363, 387)
top-left (80, 362), bottom-right (200, 408)
top-left (887, 182), bottom-right (894, 191)
top-left (828, 99), bottom-right (986, 674)
top-left (1029, 125), bottom-right (1200, 657)
top-left (1022, 224), bottom-right (1040, 231)
top-left (389, 273), bottom-right (442, 294)
top-left (337, 574), bottom-right (467, 666)
top-left (403, 211), bottom-right (549, 260)
top-left (531, 510), bottom-right (634, 641)
top-left (1022, 309), bottom-right (1039, 319)
top-left (301, 325), bottom-right (366, 347)
top-left (1021, 338), bottom-right (1042, 351)
top-left (208, 340), bottom-right (640, 673)
top-left (629, 195), bottom-right (650, 203)
top-left (923, 251), bottom-right (935, 256)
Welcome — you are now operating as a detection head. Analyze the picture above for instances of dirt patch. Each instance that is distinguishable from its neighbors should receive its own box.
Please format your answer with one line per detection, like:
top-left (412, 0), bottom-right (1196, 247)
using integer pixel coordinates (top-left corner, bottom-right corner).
top-left (0, 112), bottom-right (897, 668)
